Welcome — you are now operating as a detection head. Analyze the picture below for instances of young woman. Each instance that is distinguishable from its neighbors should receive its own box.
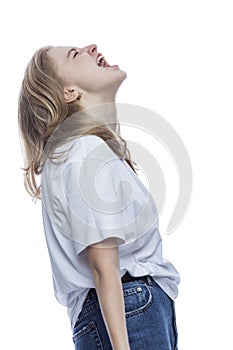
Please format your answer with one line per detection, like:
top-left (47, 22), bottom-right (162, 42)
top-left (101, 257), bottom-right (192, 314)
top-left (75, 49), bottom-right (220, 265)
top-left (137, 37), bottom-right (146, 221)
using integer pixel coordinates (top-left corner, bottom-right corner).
top-left (18, 44), bottom-right (180, 350)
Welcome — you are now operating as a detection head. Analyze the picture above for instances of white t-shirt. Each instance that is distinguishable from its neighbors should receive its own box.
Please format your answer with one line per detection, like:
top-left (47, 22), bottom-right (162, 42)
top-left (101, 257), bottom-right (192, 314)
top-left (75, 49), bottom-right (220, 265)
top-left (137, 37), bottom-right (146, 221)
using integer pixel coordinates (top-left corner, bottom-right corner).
top-left (41, 135), bottom-right (180, 329)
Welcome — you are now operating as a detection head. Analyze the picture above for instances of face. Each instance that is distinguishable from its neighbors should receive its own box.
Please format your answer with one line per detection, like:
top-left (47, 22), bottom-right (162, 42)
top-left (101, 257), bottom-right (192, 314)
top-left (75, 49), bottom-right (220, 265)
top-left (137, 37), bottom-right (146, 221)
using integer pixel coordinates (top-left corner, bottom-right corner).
top-left (47, 44), bottom-right (127, 103)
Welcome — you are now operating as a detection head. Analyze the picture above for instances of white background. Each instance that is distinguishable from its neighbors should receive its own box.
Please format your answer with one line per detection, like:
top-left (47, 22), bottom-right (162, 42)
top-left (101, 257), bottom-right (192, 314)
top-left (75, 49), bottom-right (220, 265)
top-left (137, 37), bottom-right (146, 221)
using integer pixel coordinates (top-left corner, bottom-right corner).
top-left (1, 0), bottom-right (232, 349)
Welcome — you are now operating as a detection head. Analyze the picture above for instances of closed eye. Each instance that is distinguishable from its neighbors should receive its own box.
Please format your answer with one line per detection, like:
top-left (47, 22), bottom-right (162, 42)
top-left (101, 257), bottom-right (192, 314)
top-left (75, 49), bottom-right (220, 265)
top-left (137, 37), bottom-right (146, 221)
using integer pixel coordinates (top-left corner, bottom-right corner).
top-left (73, 51), bottom-right (79, 58)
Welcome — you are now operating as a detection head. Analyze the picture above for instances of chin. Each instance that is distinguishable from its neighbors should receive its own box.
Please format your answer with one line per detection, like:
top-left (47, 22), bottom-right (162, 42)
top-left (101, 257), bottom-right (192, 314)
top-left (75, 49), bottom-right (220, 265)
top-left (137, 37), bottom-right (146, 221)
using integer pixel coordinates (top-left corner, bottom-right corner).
top-left (116, 69), bottom-right (127, 83)
top-left (108, 69), bottom-right (127, 92)
top-left (119, 68), bottom-right (127, 79)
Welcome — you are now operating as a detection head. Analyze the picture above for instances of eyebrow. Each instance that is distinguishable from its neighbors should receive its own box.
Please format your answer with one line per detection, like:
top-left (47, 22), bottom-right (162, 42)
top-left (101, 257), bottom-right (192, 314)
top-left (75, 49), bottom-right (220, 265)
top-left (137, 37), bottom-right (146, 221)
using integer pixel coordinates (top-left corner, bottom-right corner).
top-left (67, 48), bottom-right (77, 59)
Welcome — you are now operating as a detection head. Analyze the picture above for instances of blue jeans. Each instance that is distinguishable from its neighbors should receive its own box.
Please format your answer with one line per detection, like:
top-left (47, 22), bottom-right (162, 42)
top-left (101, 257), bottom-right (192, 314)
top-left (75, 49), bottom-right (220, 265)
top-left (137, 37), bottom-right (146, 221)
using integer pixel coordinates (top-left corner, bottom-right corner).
top-left (72, 276), bottom-right (178, 350)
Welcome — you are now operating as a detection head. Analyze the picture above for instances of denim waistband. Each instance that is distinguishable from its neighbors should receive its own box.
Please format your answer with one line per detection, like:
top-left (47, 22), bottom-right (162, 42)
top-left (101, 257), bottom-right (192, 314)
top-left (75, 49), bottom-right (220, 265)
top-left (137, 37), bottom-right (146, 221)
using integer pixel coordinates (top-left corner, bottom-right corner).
top-left (121, 272), bottom-right (149, 283)
top-left (86, 274), bottom-right (154, 299)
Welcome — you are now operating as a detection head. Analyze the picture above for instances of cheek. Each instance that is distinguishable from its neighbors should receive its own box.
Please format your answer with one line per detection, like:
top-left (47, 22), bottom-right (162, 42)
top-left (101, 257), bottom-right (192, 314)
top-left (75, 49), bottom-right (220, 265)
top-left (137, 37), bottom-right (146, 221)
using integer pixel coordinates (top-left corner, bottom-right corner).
top-left (77, 64), bottom-right (104, 90)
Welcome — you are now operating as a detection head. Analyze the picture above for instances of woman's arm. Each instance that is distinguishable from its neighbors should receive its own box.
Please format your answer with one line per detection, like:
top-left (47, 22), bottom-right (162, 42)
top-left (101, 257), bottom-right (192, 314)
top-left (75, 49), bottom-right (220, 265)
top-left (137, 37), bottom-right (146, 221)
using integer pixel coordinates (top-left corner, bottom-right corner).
top-left (87, 238), bottom-right (131, 350)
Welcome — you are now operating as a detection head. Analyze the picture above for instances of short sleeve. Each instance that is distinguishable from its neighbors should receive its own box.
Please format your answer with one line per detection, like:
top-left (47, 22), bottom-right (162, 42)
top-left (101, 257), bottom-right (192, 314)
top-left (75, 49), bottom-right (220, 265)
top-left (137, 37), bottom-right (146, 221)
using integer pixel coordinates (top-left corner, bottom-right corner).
top-left (49, 135), bottom-right (157, 256)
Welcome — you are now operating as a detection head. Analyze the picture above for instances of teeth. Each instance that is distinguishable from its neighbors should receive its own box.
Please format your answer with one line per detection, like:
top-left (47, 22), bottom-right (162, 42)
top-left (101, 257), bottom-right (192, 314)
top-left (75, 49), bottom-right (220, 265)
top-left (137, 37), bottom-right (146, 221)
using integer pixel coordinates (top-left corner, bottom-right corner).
top-left (97, 54), bottom-right (106, 67)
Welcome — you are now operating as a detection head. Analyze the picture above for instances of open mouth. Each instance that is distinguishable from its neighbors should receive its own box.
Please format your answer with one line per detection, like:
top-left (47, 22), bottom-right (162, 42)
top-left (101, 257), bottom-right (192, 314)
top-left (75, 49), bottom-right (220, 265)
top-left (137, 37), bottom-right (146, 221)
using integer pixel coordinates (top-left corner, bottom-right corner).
top-left (96, 53), bottom-right (112, 68)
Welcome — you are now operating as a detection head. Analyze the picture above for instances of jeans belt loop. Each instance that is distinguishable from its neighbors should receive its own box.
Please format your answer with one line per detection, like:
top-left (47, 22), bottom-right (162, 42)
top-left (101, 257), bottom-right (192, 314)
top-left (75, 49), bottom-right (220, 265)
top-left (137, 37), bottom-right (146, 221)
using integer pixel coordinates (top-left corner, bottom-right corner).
top-left (146, 275), bottom-right (154, 286)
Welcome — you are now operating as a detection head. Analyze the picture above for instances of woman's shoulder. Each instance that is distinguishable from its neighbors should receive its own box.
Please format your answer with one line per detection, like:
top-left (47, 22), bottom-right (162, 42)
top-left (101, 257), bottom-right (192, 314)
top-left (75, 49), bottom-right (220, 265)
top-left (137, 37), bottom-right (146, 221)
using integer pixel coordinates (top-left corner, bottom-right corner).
top-left (72, 134), bottom-right (117, 161)
top-left (77, 134), bottom-right (106, 150)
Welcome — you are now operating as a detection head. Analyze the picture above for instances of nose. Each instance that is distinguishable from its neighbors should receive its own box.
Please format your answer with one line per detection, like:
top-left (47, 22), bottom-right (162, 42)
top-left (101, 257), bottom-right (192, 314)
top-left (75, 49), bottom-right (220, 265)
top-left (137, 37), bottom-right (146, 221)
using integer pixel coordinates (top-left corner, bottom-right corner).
top-left (81, 44), bottom-right (97, 55)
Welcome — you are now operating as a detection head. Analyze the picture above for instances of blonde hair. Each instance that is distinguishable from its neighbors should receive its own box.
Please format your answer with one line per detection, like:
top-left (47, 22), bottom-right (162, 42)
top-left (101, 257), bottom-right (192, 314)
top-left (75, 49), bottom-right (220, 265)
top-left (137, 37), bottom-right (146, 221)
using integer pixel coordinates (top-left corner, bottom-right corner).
top-left (18, 46), bottom-right (138, 200)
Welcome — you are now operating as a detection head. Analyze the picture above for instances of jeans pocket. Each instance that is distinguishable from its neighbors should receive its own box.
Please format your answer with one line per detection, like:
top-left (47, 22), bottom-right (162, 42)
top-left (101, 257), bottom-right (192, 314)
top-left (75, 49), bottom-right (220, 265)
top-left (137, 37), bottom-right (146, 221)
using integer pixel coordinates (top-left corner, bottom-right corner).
top-left (73, 321), bottom-right (103, 350)
top-left (123, 282), bottom-right (153, 317)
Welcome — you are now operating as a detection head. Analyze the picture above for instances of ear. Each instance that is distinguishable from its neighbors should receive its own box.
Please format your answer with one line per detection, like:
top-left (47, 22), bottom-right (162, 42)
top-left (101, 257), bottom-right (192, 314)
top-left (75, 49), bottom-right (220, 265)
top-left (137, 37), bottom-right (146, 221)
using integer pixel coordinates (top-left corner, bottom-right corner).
top-left (64, 87), bottom-right (80, 103)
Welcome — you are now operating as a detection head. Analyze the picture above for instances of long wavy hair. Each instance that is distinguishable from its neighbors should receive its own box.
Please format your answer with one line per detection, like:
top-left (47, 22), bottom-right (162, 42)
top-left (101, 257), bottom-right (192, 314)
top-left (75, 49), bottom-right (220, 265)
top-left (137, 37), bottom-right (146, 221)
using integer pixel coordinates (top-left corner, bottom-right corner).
top-left (18, 46), bottom-right (138, 201)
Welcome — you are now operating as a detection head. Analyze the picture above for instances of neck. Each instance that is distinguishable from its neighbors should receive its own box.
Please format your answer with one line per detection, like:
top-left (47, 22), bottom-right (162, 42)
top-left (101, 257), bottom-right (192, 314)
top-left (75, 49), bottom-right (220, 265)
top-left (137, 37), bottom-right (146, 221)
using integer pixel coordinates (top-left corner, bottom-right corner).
top-left (80, 97), bottom-right (118, 133)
